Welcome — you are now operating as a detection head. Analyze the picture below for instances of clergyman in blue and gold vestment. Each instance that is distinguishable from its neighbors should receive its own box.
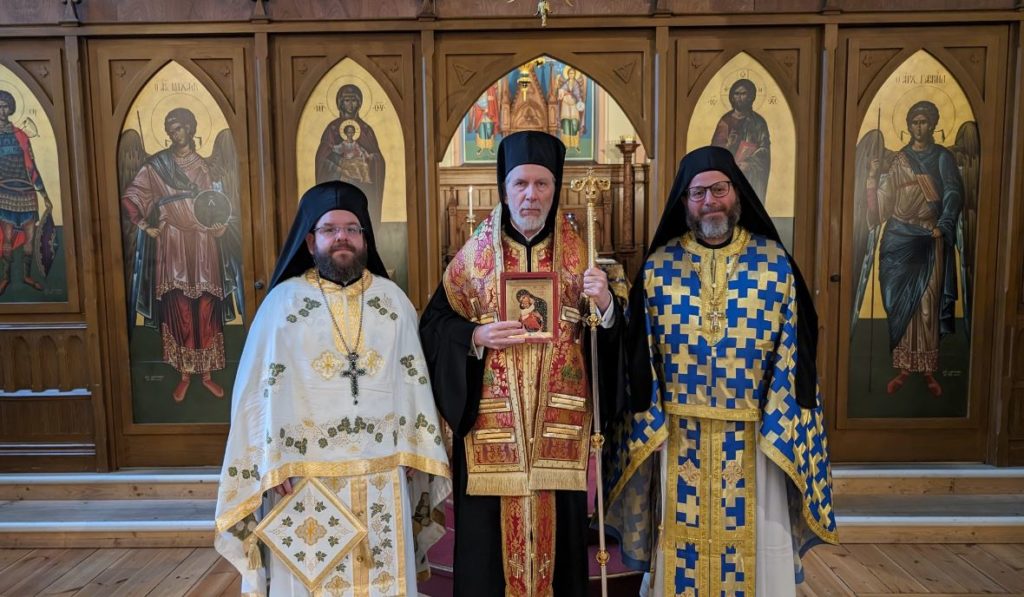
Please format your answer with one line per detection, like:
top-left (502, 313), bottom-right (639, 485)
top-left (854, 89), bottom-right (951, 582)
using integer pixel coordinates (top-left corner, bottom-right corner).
top-left (603, 146), bottom-right (838, 596)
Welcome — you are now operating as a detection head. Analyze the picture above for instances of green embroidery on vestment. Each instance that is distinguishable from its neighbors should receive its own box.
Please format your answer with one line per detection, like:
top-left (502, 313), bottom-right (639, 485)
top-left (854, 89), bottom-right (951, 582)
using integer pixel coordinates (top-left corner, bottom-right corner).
top-left (286, 297), bottom-right (322, 323)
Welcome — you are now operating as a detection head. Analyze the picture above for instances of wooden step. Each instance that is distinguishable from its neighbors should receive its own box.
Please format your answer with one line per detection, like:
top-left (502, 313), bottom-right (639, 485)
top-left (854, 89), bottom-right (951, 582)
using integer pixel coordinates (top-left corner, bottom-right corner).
top-left (832, 464), bottom-right (1024, 496)
top-left (0, 499), bottom-right (215, 548)
top-left (835, 494), bottom-right (1024, 543)
top-left (0, 470), bottom-right (220, 501)
top-left (1, 467), bottom-right (1021, 549)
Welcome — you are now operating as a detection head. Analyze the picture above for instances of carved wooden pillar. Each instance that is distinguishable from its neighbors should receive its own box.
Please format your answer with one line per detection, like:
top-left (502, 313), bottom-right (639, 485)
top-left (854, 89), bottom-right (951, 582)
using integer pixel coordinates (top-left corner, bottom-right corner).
top-left (615, 138), bottom-right (639, 252)
top-left (445, 187), bottom-right (457, 265)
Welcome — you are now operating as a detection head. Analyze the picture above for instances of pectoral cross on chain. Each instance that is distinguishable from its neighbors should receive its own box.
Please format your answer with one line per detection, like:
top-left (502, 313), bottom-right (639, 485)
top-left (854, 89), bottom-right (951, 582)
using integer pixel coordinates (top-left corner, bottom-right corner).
top-left (709, 308), bottom-right (724, 334)
top-left (341, 352), bottom-right (367, 404)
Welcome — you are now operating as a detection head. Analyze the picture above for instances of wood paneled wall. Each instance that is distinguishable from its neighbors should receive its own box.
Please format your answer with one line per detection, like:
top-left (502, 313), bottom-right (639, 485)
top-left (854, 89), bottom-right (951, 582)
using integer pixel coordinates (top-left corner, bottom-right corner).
top-left (0, 2), bottom-right (1021, 469)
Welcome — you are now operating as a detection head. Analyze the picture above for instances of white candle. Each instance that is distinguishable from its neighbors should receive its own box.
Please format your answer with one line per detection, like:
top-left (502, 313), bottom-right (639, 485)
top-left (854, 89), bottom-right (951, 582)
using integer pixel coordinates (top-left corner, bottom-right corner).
top-left (468, 186), bottom-right (474, 216)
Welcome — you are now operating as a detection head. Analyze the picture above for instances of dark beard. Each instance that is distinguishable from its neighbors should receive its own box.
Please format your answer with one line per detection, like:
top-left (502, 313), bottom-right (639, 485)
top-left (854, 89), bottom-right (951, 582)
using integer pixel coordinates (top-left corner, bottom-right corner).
top-left (686, 199), bottom-right (742, 242)
top-left (313, 244), bottom-right (368, 285)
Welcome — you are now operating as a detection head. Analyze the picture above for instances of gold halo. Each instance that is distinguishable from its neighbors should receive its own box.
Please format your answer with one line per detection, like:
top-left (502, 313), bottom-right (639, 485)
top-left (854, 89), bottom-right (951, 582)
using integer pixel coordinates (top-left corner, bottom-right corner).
top-left (150, 93), bottom-right (214, 154)
top-left (890, 86), bottom-right (959, 144)
top-left (718, 70), bottom-right (767, 112)
top-left (324, 66), bottom-right (376, 120)
top-left (337, 119), bottom-right (362, 141)
top-left (0, 77), bottom-right (28, 122)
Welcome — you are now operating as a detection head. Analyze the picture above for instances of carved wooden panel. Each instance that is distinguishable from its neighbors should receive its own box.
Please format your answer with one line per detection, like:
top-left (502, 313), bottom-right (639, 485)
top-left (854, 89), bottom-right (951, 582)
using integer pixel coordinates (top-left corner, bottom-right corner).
top-left (0, 326), bottom-right (96, 471)
top-left (0, 395), bottom-right (94, 438)
top-left (0, 1), bottom-right (61, 25)
top-left (268, 0), bottom-right (419, 20)
top-left (0, 327), bottom-right (91, 392)
top-left (88, 39), bottom-right (258, 467)
top-left (855, 48), bottom-right (903, 102)
top-left (0, 0), bottom-right (1018, 24)
top-left (669, 0), bottom-right (1014, 11)
top-left (78, 0), bottom-right (252, 22)
top-left (832, 0), bottom-right (1014, 10)
top-left (0, 394), bottom-right (96, 472)
top-left (1009, 326), bottom-right (1024, 444)
top-left (1010, 389), bottom-right (1024, 439)
top-left (435, 32), bottom-right (654, 159)
top-left (433, 0), bottom-right (650, 18)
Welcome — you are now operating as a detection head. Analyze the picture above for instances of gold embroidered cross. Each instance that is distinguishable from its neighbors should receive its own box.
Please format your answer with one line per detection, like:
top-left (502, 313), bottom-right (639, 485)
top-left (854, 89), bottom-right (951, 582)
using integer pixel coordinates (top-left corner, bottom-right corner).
top-left (539, 552), bottom-right (553, 576)
top-left (297, 516), bottom-right (327, 545)
top-left (509, 554), bottom-right (525, 578)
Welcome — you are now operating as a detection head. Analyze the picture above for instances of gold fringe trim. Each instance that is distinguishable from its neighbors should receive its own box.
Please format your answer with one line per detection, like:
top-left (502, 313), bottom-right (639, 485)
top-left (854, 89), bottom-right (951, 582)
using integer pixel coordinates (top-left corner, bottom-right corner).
top-left (215, 453), bottom-right (450, 533)
top-left (466, 471), bottom-right (529, 496)
top-left (527, 468), bottom-right (587, 492)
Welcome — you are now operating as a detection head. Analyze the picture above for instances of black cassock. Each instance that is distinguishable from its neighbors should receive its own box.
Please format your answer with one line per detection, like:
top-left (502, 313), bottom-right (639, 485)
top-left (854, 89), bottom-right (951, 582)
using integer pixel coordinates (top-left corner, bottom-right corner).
top-left (419, 229), bottom-right (625, 597)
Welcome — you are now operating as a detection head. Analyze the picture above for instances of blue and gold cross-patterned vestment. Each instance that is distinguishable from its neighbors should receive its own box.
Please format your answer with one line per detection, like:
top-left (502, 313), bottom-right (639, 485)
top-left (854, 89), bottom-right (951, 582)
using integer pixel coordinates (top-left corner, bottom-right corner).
top-left (603, 227), bottom-right (837, 596)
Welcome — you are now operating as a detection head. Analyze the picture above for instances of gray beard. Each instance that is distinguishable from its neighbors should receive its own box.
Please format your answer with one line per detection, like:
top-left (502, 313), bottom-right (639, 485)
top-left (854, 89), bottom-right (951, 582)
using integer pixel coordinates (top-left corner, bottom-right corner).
top-left (687, 201), bottom-right (742, 243)
top-left (313, 246), bottom-right (367, 285)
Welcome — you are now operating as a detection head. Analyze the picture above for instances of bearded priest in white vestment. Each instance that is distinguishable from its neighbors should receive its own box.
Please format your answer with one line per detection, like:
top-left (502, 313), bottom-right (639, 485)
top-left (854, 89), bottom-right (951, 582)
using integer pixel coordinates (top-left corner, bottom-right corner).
top-left (215, 181), bottom-right (451, 596)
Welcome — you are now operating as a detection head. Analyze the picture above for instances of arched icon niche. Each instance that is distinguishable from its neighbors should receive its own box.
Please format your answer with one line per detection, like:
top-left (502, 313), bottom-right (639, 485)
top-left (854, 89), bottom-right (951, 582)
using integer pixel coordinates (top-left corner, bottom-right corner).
top-left (686, 52), bottom-right (797, 251)
top-left (117, 60), bottom-right (244, 424)
top-left (0, 62), bottom-right (66, 304)
top-left (848, 50), bottom-right (978, 419)
top-left (296, 57), bottom-right (409, 290)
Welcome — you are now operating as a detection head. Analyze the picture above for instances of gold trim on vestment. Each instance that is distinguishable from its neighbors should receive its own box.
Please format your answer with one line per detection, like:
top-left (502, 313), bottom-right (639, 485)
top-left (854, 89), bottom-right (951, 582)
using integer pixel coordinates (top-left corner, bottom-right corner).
top-left (663, 401), bottom-right (760, 421)
top-left (662, 415), bottom-right (757, 596)
top-left (758, 435), bottom-right (840, 545)
top-left (352, 478), bottom-right (369, 597)
top-left (391, 470), bottom-right (407, 596)
top-left (681, 228), bottom-right (750, 347)
top-left (252, 477), bottom-right (368, 593)
top-left (216, 454), bottom-right (450, 533)
top-left (451, 210), bottom-right (592, 496)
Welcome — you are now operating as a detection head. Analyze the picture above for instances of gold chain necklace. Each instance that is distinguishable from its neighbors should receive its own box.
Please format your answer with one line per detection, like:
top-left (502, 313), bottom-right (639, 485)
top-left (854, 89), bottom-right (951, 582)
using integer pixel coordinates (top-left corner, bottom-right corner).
top-left (316, 270), bottom-right (368, 403)
top-left (686, 228), bottom-right (748, 345)
top-left (691, 252), bottom-right (736, 344)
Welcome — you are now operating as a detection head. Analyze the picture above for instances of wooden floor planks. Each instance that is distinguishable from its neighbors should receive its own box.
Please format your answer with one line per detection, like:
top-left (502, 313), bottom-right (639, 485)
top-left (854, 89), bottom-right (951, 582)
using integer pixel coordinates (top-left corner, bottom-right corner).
top-left (0, 543), bottom-right (1020, 595)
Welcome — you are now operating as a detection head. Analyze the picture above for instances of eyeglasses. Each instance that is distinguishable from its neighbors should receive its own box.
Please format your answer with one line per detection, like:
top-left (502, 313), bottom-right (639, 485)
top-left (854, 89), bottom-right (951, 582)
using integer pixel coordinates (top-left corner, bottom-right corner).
top-left (313, 225), bottom-right (364, 238)
top-left (686, 181), bottom-right (733, 202)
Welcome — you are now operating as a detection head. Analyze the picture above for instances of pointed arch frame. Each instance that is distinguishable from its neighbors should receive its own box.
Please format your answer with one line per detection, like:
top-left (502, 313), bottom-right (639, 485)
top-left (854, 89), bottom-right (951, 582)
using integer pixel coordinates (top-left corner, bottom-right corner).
top-left (88, 38), bottom-right (259, 468)
top-left (826, 26), bottom-right (1011, 464)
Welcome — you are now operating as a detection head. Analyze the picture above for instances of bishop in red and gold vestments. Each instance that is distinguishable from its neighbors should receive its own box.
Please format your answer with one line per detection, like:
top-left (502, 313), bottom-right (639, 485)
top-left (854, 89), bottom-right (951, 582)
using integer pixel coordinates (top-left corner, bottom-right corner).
top-left (420, 131), bottom-right (624, 597)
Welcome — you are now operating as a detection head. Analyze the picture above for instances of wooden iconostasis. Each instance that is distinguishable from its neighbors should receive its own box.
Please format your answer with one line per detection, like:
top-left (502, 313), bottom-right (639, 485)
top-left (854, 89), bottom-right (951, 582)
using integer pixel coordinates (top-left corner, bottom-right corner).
top-left (0, 2), bottom-right (1022, 470)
